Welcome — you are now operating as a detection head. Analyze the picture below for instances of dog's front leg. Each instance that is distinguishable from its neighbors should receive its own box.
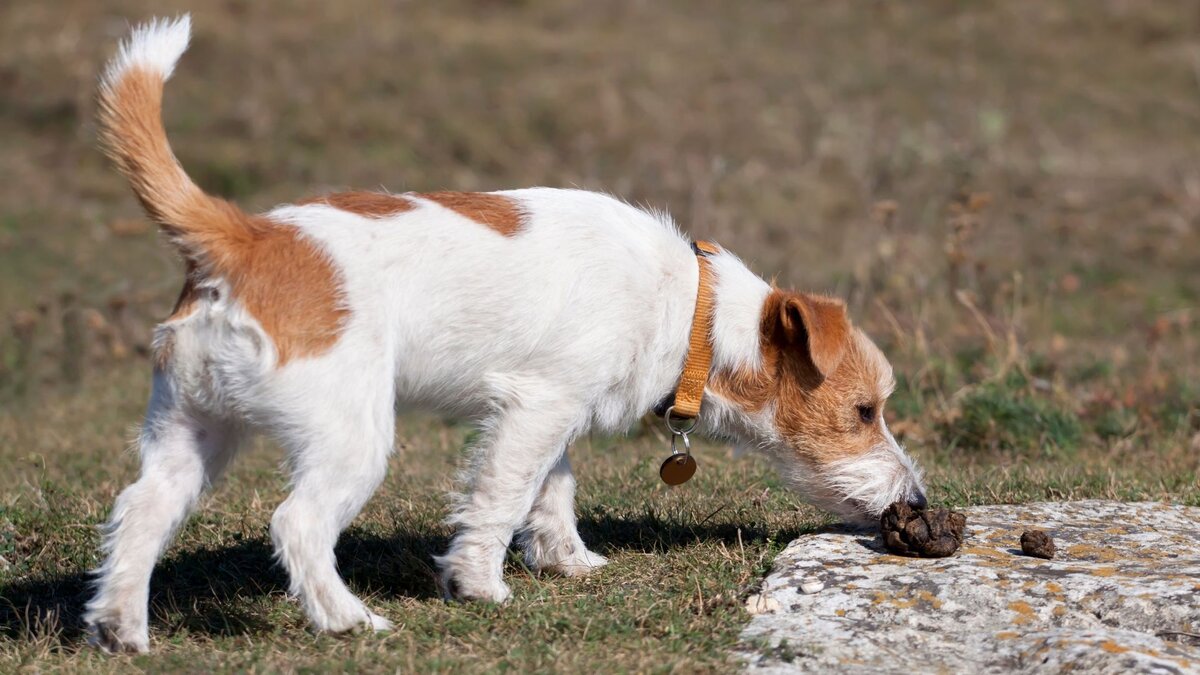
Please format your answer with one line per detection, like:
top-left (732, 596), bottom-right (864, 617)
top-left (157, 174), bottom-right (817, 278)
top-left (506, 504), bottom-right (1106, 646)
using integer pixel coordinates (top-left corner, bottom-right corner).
top-left (518, 452), bottom-right (608, 576)
top-left (437, 378), bottom-right (580, 602)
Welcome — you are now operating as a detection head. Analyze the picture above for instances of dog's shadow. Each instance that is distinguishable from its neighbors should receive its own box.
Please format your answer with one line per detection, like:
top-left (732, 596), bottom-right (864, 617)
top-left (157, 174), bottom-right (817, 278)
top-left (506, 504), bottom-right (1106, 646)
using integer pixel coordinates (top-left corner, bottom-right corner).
top-left (2, 513), bottom-right (797, 645)
top-left (0, 528), bottom-right (448, 645)
top-left (578, 511), bottom-right (805, 556)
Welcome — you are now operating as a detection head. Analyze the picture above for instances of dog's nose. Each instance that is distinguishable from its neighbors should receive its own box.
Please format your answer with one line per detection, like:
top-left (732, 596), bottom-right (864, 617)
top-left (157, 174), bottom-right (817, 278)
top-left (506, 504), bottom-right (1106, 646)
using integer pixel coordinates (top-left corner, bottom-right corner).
top-left (907, 492), bottom-right (928, 510)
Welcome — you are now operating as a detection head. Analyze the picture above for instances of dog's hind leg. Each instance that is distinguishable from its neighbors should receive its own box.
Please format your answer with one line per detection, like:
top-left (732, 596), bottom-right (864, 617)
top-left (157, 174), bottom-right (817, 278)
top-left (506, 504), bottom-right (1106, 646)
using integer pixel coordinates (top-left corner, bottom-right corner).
top-left (436, 375), bottom-right (582, 602)
top-left (268, 370), bottom-right (395, 633)
top-left (85, 371), bottom-right (243, 654)
top-left (518, 452), bottom-right (608, 576)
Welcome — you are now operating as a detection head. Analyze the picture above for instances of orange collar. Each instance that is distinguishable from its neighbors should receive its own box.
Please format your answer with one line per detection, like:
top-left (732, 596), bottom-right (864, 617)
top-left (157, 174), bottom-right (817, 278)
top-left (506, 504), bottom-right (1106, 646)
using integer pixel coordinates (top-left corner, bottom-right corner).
top-left (659, 240), bottom-right (719, 420)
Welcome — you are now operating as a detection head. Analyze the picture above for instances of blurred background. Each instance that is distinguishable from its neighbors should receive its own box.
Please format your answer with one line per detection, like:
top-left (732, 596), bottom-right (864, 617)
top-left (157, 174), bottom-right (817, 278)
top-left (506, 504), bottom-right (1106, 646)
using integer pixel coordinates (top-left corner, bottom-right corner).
top-left (1, 1), bottom-right (1198, 494)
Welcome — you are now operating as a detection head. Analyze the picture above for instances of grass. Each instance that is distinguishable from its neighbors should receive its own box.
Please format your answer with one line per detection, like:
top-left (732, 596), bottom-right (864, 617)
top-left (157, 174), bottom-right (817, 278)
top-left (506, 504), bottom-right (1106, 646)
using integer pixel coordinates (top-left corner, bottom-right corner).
top-left (1, 0), bottom-right (1199, 671)
top-left (943, 371), bottom-right (1085, 454)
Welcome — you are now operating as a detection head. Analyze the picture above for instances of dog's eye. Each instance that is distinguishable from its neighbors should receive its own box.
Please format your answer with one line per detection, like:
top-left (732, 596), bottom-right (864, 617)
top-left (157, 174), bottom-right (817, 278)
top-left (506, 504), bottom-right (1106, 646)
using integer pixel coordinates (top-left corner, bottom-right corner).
top-left (856, 405), bottom-right (876, 424)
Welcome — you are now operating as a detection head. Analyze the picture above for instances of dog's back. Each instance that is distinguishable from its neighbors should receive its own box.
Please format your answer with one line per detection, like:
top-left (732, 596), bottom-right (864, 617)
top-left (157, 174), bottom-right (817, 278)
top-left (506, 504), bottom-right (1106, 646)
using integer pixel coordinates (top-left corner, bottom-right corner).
top-left (270, 188), bottom-right (696, 425)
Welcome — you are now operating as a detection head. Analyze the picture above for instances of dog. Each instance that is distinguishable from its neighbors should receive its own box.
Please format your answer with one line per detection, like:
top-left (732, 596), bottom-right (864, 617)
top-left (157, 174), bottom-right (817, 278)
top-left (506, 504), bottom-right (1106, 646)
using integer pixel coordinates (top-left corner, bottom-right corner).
top-left (83, 16), bottom-right (926, 653)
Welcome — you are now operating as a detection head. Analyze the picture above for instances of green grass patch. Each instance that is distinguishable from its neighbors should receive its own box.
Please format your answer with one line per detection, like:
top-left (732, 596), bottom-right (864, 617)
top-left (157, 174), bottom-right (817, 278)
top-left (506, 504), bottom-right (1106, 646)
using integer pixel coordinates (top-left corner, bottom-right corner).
top-left (944, 376), bottom-right (1084, 454)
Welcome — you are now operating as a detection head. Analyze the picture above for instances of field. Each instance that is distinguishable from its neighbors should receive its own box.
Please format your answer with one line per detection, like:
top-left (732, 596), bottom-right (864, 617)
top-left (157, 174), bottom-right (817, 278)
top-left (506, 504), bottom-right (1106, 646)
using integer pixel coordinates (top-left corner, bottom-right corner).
top-left (2, 0), bottom-right (1198, 671)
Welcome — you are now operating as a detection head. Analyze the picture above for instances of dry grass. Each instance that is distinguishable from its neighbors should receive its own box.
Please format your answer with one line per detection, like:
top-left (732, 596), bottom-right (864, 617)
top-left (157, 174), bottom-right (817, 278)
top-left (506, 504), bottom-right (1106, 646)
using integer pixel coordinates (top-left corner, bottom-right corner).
top-left (1, 0), bottom-right (1198, 671)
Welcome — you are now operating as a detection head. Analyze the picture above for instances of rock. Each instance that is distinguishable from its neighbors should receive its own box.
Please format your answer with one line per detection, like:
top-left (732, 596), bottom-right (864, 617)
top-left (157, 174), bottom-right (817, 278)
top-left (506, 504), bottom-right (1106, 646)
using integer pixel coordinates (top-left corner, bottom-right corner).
top-left (1021, 529), bottom-right (1056, 559)
top-left (746, 593), bottom-right (781, 615)
top-left (879, 502), bottom-right (966, 557)
top-left (800, 580), bottom-right (824, 594)
top-left (739, 501), bottom-right (1200, 674)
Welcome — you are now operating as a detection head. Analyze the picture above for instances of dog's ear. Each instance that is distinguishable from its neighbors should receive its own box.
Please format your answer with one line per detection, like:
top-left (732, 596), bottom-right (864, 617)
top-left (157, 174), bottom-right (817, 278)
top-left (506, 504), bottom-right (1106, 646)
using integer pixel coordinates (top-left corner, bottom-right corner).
top-left (765, 291), bottom-right (850, 379)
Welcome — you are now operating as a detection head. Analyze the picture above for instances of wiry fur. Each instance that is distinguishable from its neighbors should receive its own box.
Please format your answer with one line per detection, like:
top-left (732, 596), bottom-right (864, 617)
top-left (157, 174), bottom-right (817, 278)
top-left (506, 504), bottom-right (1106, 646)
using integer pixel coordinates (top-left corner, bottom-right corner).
top-left (85, 16), bottom-right (926, 653)
top-left (776, 422), bottom-right (925, 524)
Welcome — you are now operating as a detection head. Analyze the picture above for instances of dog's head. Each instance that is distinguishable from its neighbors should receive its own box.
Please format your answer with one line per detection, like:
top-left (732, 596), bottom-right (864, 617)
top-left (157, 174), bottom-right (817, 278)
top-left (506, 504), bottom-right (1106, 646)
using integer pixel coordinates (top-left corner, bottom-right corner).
top-left (711, 289), bottom-right (926, 524)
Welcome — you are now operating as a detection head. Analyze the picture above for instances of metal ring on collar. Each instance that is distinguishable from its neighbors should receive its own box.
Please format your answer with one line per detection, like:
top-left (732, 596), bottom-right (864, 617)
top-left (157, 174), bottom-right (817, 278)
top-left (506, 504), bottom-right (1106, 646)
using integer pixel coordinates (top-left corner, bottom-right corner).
top-left (671, 430), bottom-right (692, 455)
top-left (663, 406), bottom-right (698, 435)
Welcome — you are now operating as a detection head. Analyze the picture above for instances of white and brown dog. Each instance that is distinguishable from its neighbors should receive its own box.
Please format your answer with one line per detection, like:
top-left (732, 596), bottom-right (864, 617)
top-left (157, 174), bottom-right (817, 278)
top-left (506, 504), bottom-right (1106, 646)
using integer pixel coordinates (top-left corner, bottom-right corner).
top-left (84, 16), bottom-right (926, 653)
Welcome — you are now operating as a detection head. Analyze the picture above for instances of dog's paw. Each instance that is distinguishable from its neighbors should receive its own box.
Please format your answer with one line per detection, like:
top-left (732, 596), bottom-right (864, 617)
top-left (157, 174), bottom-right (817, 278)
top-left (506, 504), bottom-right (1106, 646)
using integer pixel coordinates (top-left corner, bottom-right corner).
top-left (366, 611), bottom-right (393, 632)
top-left (540, 547), bottom-right (609, 577)
top-left (86, 621), bottom-right (149, 655)
top-left (524, 538), bottom-right (610, 577)
top-left (471, 579), bottom-right (513, 603)
top-left (313, 601), bottom-right (394, 634)
top-left (440, 569), bottom-right (512, 604)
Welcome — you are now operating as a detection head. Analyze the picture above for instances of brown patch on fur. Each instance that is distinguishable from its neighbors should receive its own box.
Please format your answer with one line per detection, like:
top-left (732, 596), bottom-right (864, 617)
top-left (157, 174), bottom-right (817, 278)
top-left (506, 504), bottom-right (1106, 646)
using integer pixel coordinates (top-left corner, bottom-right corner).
top-left (293, 191), bottom-right (525, 236)
top-left (296, 191), bottom-right (416, 218)
top-left (149, 222), bottom-right (347, 366)
top-left (767, 291), bottom-right (850, 378)
top-left (709, 290), bottom-right (892, 464)
top-left (772, 332), bottom-right (893, 464)
top-left (708, 361), bottom-right (773, 415)
top-left (415, 191), bottom-right (525, 236)
top-left (100, 67), bottom-right (349, 366)
top-left (208, 216), bottom-right (348, 365)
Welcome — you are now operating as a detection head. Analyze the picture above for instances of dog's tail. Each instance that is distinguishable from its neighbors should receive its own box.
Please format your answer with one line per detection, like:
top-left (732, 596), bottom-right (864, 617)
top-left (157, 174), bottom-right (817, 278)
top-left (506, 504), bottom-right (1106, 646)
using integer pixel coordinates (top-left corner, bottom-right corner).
top-left (98, 15), bottom-right (255, 267)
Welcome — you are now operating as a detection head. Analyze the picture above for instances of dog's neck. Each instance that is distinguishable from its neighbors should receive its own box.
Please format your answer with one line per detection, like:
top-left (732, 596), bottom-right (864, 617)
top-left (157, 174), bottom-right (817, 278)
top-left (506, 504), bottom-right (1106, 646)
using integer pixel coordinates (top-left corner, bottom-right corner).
top-left (705, 251), bottom-right (771, 375)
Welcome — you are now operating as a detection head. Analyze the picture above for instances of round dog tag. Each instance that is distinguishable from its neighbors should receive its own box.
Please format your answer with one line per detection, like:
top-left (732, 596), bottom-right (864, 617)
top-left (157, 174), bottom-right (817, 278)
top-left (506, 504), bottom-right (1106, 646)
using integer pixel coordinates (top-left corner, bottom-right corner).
top-left (659, 454), bottom-right (697, 485)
